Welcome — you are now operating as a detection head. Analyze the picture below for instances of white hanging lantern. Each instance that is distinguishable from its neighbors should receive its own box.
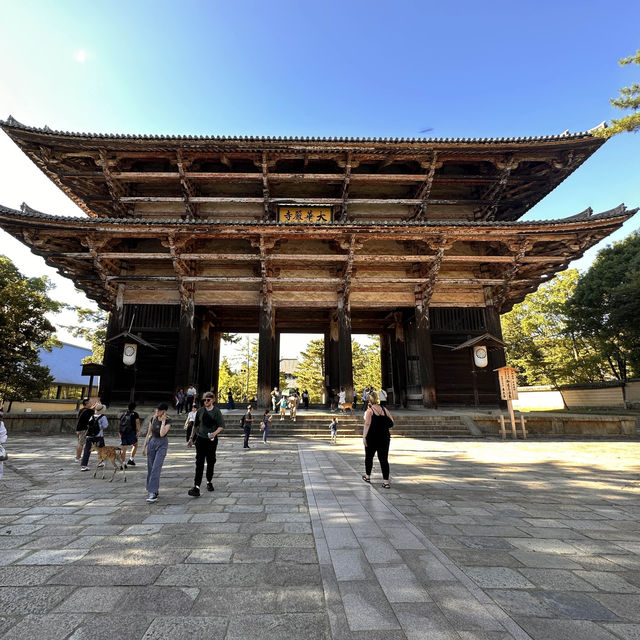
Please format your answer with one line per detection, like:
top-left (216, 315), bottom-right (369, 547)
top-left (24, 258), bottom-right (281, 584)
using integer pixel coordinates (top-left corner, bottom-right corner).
top-left (473, 345), bottom-right (488, 368)
top-left (123, 343), bottom-right (137, 366)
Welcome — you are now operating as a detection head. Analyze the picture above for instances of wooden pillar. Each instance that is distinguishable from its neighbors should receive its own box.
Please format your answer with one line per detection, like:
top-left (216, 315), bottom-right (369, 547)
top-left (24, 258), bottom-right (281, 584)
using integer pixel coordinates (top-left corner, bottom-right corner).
top-left (415, 302), bottom-right (437, 408)
top-left (337, 297), bottom-right (354, 402)
top-left (390, 311), bottom-right (408, 408)
top-left (211, 330), bottom-right (221, 396)
top-left (484, 294), bottom-right (507, 408)
top-left (271, 332), bottom-right (280, 392)
top-left (380, 332), bottom-right (392, 393)
top-left (175, 296), bottom-right (195, 393)
top-left (99, 310), bottom-right (122, 406)
top-left (325, 324), bottom-right (340, 405)
top-left (257, 294), bottom-right (276, 408)
top-left (197, 312), bottom-right (217, 396)
top-left (485, 304), bottom-right (506, 368)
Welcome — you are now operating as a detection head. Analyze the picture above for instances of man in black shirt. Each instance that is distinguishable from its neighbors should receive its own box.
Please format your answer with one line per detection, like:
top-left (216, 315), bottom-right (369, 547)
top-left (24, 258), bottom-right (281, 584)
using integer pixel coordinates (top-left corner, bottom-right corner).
top-left (75, 398), bottom-right (94, 462)
top-left (241, 405), bottom-right (253, 449)
top-left (187, 391), bottom-right (224, 496)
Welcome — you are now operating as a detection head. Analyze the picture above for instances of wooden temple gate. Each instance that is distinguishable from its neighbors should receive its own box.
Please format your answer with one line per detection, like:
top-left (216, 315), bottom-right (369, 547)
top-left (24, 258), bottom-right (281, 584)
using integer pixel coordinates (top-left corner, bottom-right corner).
top-left (0, 117), bottom-right (636, 407)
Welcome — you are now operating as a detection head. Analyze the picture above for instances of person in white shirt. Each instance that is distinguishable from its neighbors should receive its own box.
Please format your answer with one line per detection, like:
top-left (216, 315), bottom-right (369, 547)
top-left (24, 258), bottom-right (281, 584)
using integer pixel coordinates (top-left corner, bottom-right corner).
top-left (378, 387), bottom-right (388, 407)
top-left (186, 385), bottom-right (197, 412)
top-left (0, 410), bottom-right (7, 480)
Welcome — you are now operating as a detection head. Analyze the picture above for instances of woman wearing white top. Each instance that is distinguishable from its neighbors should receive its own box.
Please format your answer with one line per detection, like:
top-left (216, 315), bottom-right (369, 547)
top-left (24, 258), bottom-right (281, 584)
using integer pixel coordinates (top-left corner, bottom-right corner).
top-left (184, 405), bottom-right (198, 442)
top-left (0, 410), bottom-right (7, 480)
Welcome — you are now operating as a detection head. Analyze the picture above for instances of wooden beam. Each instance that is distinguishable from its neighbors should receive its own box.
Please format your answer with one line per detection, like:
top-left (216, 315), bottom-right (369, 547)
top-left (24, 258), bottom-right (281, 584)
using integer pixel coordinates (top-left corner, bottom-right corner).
top-left (410, 152), bottom-right (439, 221)
top-left (414, 239), bottom-right (453, 307)
top-left (474, 157), bottom-right (519, 221)
top-left (97, 150), bottom-right (130, 217)
top-left (495, 240), bottom-right (533, 310)
top-left (51, 250), bottom-right (569, 265)
top-left (262, 152), bottom-right (271, 221)
top-left (176, 150), bottom-right (197, 219)
top-left (117, 196), bottom-right (491, 206)
top-left (340, 153), bottom-right (352, 222)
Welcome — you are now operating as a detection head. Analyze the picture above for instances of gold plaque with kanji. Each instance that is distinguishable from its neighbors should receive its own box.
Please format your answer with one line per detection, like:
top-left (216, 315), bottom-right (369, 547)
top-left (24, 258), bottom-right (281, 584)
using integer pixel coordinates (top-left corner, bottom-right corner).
top-left (278, 206), bottom-right (333, 224)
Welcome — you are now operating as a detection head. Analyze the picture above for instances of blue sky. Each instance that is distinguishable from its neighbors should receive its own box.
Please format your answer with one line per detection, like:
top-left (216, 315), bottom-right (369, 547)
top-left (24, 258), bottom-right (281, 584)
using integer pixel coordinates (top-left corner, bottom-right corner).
top-left (0, 0), bottom-right (639, 355)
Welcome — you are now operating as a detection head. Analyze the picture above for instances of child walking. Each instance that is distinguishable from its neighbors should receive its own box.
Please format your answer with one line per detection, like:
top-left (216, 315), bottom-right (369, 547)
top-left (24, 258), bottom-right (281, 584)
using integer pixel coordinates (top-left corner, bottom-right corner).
top-left (329, 417), bottom-right (338, 444)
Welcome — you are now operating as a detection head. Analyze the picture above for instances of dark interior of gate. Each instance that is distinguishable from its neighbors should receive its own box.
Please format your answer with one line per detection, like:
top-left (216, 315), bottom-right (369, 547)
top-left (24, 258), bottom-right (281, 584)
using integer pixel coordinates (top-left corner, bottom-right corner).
top-left (100, 303), bottom-right (503, 407)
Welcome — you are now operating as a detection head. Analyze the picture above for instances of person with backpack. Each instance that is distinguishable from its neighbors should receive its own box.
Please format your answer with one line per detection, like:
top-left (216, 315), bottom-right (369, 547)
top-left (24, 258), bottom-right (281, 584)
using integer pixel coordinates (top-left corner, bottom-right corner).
top-left (80, 403), bottom-right (109, 471)
top-left (74, 398), bottom-right (94, 462)
top-left (119, 402), bottom-right (141, 467)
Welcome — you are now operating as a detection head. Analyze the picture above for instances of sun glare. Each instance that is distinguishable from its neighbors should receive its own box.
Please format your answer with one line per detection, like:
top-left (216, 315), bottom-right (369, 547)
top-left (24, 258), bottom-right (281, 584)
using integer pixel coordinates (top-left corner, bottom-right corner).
top-left (74, 50), bottom-right (87, 63)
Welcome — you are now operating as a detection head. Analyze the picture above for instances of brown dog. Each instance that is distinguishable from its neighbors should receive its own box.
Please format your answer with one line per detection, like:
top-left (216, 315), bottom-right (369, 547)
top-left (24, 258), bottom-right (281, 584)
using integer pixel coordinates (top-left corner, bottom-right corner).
top-left (339, 403), bottom-right (353, 413)
top-left (91, 444), bottom-right (127, 482)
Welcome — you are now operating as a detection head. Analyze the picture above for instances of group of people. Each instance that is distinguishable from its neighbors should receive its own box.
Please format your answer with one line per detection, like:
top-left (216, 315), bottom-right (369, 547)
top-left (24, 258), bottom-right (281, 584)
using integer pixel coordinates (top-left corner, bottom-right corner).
top-left (74, 394), bottom-right (221, 503)
top-left (270, 387), bottom-right (310, 417)
top-left (328, 386), bottom-right (388, 411)
top-left (174, 385), bottom-right (198, 414)
top-left (73, 382), bottom-right (393, 503)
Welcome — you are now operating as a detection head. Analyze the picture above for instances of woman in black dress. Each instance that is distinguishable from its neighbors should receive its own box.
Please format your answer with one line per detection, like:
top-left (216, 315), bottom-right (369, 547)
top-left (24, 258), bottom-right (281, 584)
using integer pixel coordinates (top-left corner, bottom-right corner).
top-left (361, 390), bottom-right (394, 488)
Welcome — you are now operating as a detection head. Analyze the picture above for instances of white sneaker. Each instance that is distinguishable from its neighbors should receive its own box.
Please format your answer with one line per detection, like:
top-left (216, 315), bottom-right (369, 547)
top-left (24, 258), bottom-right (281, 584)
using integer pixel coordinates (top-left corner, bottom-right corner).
top-left (74, 457), bottom-right (81, 463)
top-left (80, 466), bottom-right (89, 471)
top-left (97, 461), bottom-right (105, 468)
top-left (146, 493), bottom-right (158, 503)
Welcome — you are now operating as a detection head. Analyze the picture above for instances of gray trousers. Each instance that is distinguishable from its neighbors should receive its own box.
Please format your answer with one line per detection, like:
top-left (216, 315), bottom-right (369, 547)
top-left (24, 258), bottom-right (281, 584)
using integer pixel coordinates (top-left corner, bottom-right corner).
top-left (146, 437), bottom-right (168, 494)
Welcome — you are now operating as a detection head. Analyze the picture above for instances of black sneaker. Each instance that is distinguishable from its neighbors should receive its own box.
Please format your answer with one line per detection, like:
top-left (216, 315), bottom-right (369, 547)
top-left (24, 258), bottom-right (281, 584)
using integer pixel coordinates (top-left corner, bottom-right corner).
top-left (127, 459), bottom-right (136, 466)
top-left (207, 482), bottom-right (214, 492)
top-left (188, 486), bottom-right (201, 497)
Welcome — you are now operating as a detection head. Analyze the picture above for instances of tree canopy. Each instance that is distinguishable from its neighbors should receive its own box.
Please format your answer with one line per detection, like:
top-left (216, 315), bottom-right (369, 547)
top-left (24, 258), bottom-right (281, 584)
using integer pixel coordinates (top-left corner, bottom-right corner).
top-left (503, 232), bottom-right (640, 385)
top-left (595, 48), bottom-right (640, 137)
top-left (352, 336), bottom-right (382, 394)
top-left (293, 339), bottom-right (325, 402)
top-left (502, 270), bottom-right (604, 385)
top-left (64, 307), bottom-right (107, 363)
top-left (565, 232), bottom-right (640, 381)
top-left (0, 255), bottom-right (61, 402)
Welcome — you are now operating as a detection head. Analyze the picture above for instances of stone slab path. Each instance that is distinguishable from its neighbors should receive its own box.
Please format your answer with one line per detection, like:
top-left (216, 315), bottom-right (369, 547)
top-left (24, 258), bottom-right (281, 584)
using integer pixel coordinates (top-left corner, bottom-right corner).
top-left (1, 435), bottom-right (639, 639)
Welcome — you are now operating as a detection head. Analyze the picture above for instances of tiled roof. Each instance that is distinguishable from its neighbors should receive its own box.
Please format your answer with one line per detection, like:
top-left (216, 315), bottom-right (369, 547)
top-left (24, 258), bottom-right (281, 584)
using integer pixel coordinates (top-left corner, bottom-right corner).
top-left (1, 115), bottom-right (605, 146)
top-left (1, 202), bottom-right (635, 228)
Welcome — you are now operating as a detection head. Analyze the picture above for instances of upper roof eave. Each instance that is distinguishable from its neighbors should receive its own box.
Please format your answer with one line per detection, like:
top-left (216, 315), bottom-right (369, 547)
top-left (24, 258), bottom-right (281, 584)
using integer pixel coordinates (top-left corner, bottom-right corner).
top-left (1, 202), bottom-right (636, 230)
top-left (0, 115), bottom-right (607, 149)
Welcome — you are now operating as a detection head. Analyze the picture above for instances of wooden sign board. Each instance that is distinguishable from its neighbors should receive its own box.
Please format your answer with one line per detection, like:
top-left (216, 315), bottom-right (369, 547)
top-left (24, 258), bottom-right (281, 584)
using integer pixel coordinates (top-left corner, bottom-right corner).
top-left (496, 366), bottom-right (519, 400)
top-left (278, 206), bottom-right (333, 224)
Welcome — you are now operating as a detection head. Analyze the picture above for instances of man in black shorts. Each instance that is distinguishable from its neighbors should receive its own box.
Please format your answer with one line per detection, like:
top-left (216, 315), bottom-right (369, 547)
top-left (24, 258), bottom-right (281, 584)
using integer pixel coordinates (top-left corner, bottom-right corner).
top-left (120, 402), bottom-right (141, 467)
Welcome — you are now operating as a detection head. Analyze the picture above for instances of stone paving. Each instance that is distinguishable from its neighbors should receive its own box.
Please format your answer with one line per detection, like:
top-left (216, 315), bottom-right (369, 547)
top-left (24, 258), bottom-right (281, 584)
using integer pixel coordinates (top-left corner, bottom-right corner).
top-left (0, 434), bottom-right (639, 639)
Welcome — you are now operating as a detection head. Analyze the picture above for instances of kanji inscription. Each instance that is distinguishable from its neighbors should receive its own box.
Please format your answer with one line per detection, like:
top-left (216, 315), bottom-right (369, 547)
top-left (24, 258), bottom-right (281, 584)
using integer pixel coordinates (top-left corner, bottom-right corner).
top-left (278, 206), bottom-right (333, 224)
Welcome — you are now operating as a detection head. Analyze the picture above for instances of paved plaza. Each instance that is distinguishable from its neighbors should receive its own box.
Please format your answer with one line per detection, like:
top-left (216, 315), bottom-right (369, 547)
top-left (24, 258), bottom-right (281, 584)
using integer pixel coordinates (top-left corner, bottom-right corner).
top-left (1, 433), bottom-right (640, 640)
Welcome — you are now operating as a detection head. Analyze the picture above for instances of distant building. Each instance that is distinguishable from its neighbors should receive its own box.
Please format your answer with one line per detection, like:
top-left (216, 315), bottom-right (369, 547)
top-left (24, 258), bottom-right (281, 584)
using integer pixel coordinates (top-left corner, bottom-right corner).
top-left (280, 358), bottom-right (299, 386)
top-left (39, 342), bottom-right (96, 400)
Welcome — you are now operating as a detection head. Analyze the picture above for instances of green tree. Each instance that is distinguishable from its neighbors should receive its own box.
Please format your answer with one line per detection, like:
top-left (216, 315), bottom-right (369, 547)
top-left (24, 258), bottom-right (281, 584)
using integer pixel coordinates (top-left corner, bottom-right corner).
top-left (221, 336), bottom-right (258, 402)
top-left (64, 306), bottom-right (107, 363)
top-left (595, 48), bottom-right (640, 137)
top-left (294, 339), bottom-right (325, 402)
top-left (565, 233), bottom-right (640, 381)
top-left (0, 255), bottom-right (61, 403)
top-left (352, 336), bottom-right (382, 394)
top-left (217, 357), bottom-right (244, 402)
top-left (502, 270), bottom-right (603, 386)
